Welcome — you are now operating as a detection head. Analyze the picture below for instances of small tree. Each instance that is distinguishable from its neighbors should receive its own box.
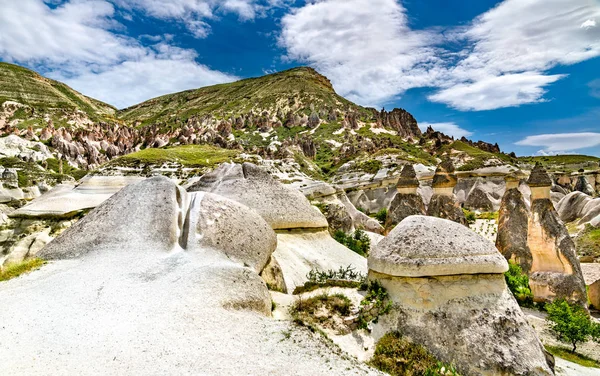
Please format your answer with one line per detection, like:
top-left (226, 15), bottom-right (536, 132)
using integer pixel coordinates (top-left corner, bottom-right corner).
top-left (545, 299), bottom-right (596, 352)
top-left (375, 208), bottom-right (388, 224)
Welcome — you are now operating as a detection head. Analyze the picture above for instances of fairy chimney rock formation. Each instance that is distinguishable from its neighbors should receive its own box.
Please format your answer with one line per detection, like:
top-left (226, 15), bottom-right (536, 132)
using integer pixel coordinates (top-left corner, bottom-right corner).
top-left (526, 164), bottom-right (587, 305)
top-left (369, 215), bottom-right (553, 376)
top-left (527, 163), bottom-right (552, 200)
top-left (426, 159), bottom-right (467, 225)
top-left (395, 163), bottom-right (420, 194)
top-left (430, 158), bottom-right (457, 196)
top-left (496, 172), bottom-right (533, 271)
top-left (386, 164), bottom-right (425, 228)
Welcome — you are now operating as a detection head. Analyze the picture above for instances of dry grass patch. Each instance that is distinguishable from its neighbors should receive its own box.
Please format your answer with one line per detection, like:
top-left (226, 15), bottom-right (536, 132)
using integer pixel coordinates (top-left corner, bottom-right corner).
top-left (0, 258), bottom-right (46, 282)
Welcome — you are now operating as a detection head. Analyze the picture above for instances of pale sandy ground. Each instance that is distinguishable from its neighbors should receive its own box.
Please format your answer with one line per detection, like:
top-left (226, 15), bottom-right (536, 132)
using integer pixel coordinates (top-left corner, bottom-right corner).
top-left (470, 219), bottom-right (498, 243)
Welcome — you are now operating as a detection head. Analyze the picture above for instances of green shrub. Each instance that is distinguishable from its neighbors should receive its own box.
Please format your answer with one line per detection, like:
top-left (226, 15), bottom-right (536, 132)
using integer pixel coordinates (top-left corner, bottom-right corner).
top-left (504, 261), bottom-right (533, 306)
top-left (546, 299), bottom-right (600, 352)
top-left (358, 280), bottom-right (392, 329)
top-left (293, 265), bottom-right (366, 294)
top-left (369, 332), bottom-right (459, 376)
top-left (375, 208), bottom-right (388, 224)
top-left (334, 229), bottom-right (371, 256)
top-left (462, 209), bottom-right (476, 225)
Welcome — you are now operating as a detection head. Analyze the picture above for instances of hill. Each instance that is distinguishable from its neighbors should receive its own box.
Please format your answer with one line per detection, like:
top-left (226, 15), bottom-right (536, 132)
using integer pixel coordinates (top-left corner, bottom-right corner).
top-left (0, 62), bottom-right (116, 129)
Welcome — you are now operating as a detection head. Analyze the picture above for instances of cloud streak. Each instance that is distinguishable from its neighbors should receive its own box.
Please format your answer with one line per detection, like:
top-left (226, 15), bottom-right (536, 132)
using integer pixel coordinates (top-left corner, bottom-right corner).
top-left (516, 132), bottom-right (600, 152)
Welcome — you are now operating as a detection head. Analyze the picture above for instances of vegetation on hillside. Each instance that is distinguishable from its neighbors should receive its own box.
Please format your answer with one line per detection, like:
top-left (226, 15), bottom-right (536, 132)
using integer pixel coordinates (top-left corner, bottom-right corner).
top-left (118, 67), bottom-right (369, 125)
top-left (106, 144), bottom-right (241, 168)
top-left (0, 157), bottom-right (78, 187)
top-left (440, 140), bottom-right (515, 171)
top-left (369, 331), bottom-right (460, 376)
top-left (0, 62), bottom-right (115, 126)
top-left (574, 225), bottom-right (600, 260)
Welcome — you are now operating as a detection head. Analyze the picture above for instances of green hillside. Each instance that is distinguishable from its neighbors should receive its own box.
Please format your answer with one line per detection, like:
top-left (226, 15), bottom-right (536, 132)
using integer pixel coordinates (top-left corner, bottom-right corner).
top-left (118, 67), bottom-right (368, 126)
top-left (0, 62), bottom-right (116, 123)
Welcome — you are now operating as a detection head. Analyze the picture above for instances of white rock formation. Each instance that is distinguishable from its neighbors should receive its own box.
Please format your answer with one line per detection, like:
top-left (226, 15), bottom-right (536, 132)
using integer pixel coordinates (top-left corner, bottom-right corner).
top-left (369, 215), bottom-right (554, 376)
top-left (0, 176), bottom-right (380, 375)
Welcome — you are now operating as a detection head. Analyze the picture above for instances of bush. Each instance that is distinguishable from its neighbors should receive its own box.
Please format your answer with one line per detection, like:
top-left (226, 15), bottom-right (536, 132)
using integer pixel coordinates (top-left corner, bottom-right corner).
top-left (375, 208), bottom-right (388, 224)
top-left (358, 280), bottom-right (392, 329)
top-left (369, 332), bottom-right (459, 376)
top-left (504, 261), bottom-right (533, 306)
top-left (334, 229), bottom-right (371, 256)
top-left (545, 299), bottom-right (600, 352)
top-left (462, 209), bottom-right (476, 225)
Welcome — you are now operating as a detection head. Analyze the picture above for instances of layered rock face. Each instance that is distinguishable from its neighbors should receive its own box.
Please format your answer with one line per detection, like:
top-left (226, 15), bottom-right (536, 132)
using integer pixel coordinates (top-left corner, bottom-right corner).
top-left (509, 164), bottom-right (588, 305)
top-left (426, 160), bottom-right (467, 225)
top-left (528, 198), bottom-right (588, 305)
top-left (369, 216), bottom-right (553, 376)
top-left (188, 162), bottom-right (367, 293)
top-left (385, 164), bottom-right (425, 228)
top-left (557, 191), bottom-right (600, 227)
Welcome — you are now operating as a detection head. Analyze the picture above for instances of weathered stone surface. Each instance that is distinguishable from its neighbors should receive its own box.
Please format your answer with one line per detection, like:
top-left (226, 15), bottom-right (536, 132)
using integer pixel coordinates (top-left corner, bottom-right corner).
top-left (273, 229), bottom-right (368, 293)
top-left (385, 193), bottom-right (425, 228)
top-left (369, 215), bottom-right (552, 376)
top-left (574, 176), bottom-right (594, 196)
top-left (556, 191), bottom-right (593, 223)
top-left (338, 193), bottom-right (384, 234)
top-left (10, 176), bottom-right (145, 219)
top-left (318, 200), bottom-right (354, 235)
top-left (40, 176), bottom-right (185, 259)
top-left (464, 187), bottom-right (494, 212)
top-left (260, 256), bottom-right (287, 293)
top-left (188, 162), bottom-right (328, 230)
top-left (431, 159), bottom-right (457, 190)
top-left (527, 163), bottom-right (552, 187)
top-left (426, 194), bottom-right (467, 226)
top-left (184, 192), bottom-right (277, 274)
top-left (371, 272), bottom-right (553, 376)
top-left (527, 199), bottom-right (587, 305)
top-left (370, 216), bottom-right (508, 277)
top-left (496, 188), bottom-right (532, 272)
top-left (395, 164), bottom-right (419, 189)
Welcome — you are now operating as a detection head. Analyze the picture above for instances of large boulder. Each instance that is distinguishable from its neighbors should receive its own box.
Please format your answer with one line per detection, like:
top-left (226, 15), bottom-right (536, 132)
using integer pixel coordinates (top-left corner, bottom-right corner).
top-left (40, 176), bottom-right (185, 259)
top-left (188, 162), bottom-right (327, 230)
top-left (183, 192), bottom-right (277, 274)
top-left (369, 216), bottom-right (553, 376)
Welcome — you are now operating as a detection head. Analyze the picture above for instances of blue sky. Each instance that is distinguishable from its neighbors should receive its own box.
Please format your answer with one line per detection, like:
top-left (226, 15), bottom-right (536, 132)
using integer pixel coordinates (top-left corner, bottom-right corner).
top-left (0, 0), bottom-right (599, 157)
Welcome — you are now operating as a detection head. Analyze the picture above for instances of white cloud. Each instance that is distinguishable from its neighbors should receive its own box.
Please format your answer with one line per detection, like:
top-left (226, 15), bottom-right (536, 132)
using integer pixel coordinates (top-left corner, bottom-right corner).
top-left (0, 0), bottom-right (237, 108)
top-left (279, 0), bottom-right (600, 111)
top-left (279, 0), bottom-right (443, 107)
top-left (418, 122), bottom-right (473, 139)
top-left (428, 72), bottom-right (565, 111)
top-left (51, 45), bottom-right (237, 109)
top-left (581, 19), bottom-right (597, 29)
top-left (111, 0), bottom-right (288, 38)
top-left (516, 133), bottom-right (600, 152)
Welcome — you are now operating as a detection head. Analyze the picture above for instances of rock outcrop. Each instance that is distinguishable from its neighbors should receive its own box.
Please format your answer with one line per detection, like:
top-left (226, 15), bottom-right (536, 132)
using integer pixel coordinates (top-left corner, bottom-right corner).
top-left (496, 173), bottom-right (532, 272)
top-left (188, 162), bottom-right (328, 230)
top-left (385, 164), bottom-right (425, 229)
top-left (188, 162), bottom-right (367, 292)
top-left (426, 160), bottom-right (467, 225)
top-left (369, 216), bottom-right (553, 376)
top-left (525, 164), bottom-right (587, 305)
top-left (1, 176), bottom-right (378, 375)
top-left (557, 191), bottom-right (600, 228)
